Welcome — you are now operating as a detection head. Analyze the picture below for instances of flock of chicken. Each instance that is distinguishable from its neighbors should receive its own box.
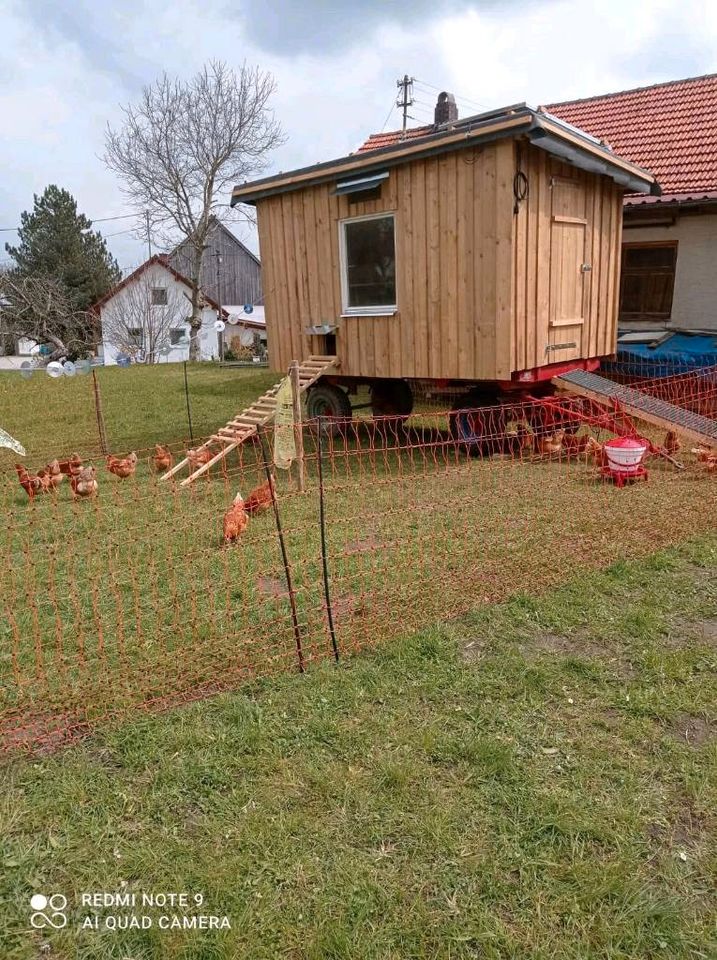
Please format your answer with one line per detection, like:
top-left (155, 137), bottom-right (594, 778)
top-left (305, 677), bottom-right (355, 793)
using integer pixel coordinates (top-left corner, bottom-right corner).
top-left (13, 442), bottom-right (276, 546)
top-left (529, 426), bottom-right (717, 470)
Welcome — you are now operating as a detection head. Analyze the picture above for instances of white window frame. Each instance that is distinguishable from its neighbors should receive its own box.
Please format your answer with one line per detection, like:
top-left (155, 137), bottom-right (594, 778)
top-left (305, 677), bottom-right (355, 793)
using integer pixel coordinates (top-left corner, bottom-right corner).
top-left (339, 212), bottom-right (397, 317)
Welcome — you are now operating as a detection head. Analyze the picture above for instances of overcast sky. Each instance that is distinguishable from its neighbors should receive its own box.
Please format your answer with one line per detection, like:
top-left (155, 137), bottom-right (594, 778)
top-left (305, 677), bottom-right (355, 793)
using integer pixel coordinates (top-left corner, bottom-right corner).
top-left (2, 0), bottom-right (716, 272)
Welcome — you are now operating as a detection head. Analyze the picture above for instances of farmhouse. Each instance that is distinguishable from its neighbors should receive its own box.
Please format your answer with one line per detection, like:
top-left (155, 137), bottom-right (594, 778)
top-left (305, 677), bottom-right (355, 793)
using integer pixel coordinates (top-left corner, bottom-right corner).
top-left (94, 255), bottom-right (226, 364)
top-left (231, 94), bottom-right (657, 421)
top-left (545, 73), bottom-right (717, 333)
top-left (94, 254), bottom-right (265, 365)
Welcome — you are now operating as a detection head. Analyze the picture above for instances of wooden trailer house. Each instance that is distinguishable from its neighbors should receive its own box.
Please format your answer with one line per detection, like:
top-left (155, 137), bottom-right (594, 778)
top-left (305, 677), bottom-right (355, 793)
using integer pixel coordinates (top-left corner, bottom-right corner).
top-left (229, 102), bottom-right (660, 443)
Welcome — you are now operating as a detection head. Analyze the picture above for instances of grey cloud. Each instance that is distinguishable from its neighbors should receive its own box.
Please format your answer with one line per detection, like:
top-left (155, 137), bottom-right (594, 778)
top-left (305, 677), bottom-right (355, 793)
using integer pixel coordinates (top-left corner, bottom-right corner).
top-left (22, 0), bottom-right (151, 89)
top-left (236, 0), bottom-right (492, 55)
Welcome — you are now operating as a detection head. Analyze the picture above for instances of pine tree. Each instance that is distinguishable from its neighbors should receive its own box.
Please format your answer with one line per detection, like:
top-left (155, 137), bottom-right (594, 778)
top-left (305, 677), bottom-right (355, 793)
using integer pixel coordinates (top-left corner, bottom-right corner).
top-left (5, 185), bottom-right (121, 312)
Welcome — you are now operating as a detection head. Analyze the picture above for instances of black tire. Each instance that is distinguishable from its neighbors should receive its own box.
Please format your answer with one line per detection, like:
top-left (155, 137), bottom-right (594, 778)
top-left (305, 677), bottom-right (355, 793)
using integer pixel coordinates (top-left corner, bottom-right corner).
top-left (449, 391), bottom-right (520, 456)
top-left (306, 382), bottom-right (352, 433)
top-left (369, 379), bottom-right (414, 419)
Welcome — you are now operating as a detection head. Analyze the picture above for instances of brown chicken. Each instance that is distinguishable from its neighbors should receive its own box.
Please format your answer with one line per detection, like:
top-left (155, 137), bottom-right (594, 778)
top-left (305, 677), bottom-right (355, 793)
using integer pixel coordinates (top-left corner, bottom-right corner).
top-left (107, 451), bottom-right (138, 479)
top-left (153, 444), bottom-right (173, 472)
top-left (222, 492), bottom-right (249, 544)
top-left (561, 432), bottom-right (597, 458)
top-left (42, 459), bottom-right (64, 489)
top-left (187, 447), bottom-right (214, 475)
top-left (15, 464), bottom-right (52, 499)
top-left (535, 428), bottom-right (566, 457)
top-left (70, 465), bottom-right (99, 499)
top-left (583, 436), bottom-right (606, 464)
top-left (662, 430), bottom-right (682, 455)
top-left (692, 446), bottom-right (717, 471)
top-left (243, 475), bottom-right (276, 515)
top-left (58, 453), bottom-right (83, 477)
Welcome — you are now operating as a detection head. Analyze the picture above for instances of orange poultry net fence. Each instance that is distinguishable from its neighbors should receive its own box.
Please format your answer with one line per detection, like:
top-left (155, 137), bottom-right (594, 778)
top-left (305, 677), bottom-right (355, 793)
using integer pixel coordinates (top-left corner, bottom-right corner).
top-left (1, 386), bottom-right (716, 756)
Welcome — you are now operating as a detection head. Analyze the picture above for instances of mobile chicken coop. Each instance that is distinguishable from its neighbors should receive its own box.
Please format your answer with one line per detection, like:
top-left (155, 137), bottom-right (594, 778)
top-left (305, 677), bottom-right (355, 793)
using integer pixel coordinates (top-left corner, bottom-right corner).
top-left (171, 101), bottom-right (660, 483)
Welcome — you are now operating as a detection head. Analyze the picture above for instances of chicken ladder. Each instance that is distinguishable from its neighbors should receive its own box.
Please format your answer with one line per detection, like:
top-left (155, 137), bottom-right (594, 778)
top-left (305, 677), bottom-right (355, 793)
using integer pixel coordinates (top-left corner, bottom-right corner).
top-left (161, 356), bottom-right (340, 487)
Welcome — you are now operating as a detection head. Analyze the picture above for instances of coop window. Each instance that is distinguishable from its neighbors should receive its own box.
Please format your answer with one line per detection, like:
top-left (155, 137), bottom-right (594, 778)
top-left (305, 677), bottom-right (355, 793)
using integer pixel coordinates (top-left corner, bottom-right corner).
top-left (151, 287), bottom-right (168, 306)
top-left (340, 213), bottom-right (396, 315)
top-left (619, 242), bottom-right (677, 321)
top-left (169, 329), bottom-right (186, 346)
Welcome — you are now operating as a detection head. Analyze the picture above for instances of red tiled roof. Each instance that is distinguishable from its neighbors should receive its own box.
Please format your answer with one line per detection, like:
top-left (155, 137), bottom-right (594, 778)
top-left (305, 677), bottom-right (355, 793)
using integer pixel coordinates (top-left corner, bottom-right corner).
top-left (358, 125), bottom-right (433, 152)
top-left (358, 73), bottom-right (717, 204)
top-left (545, 73), bottom-right (717, 202)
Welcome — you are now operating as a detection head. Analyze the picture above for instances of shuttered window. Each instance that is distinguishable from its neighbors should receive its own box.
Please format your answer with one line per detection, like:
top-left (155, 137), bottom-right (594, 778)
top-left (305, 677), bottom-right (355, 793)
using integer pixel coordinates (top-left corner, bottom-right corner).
top-left (619, 243), bottom-right (677, 321)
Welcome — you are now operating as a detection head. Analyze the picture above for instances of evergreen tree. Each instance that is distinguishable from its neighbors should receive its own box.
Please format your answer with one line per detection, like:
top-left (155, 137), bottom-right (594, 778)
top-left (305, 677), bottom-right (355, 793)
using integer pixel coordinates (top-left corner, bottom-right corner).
top-left (5, 185), bottom-right (121, 312)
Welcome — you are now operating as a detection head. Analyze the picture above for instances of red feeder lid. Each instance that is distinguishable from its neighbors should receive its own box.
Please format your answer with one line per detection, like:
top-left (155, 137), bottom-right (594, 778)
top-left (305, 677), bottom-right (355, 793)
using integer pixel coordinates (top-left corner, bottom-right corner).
top-left (604, 436), bottom-right (647, 450)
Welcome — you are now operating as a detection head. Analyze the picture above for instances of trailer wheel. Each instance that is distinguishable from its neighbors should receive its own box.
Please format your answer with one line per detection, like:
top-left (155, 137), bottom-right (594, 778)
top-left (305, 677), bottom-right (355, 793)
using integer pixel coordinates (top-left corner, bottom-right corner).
top-left (449, 392), bottom-right (519, 455)
top-left (306, 382), bottom-right (352, 433)
top-left (370, 379), bottom-right (414, 420)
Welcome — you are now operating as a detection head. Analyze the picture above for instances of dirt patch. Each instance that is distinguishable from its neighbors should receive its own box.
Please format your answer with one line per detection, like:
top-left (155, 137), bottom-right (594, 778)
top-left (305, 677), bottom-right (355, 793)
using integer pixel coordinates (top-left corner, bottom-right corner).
top-left (344, 534), bottom-right (384, 555)
top-left (696, 618), bottom-right (717, 644)
top-left (667, 712), bottom-right (714, 748)
top-left (646, 796), bottom-right (709, 850)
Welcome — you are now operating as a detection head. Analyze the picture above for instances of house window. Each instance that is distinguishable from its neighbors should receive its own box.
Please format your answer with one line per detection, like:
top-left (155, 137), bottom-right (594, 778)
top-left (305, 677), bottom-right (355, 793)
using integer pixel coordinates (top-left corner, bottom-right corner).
top-left (619, 243), bottom-right (677, 321)
top-left (340, 213), bottom-right (396, 315)
top-left (127, 328), bottom-right (143, 348)
top-left (169, 329), bottom-right (186, 346)
top-left (151, 287), bottom-right (169, 306)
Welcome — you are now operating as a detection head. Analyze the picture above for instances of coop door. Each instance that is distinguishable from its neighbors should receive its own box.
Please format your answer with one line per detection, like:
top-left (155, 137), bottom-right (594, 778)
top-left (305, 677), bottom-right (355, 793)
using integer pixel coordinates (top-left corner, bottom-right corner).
top-left (547, 175), bottom-right (587, 363)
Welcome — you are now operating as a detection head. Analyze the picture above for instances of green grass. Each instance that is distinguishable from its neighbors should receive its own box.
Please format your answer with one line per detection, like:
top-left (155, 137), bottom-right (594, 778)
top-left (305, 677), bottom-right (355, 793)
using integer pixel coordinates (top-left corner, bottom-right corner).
top-left (0, 538), bottom-right (715, 959)
top-left (0, 363), bottom-right (277, 459)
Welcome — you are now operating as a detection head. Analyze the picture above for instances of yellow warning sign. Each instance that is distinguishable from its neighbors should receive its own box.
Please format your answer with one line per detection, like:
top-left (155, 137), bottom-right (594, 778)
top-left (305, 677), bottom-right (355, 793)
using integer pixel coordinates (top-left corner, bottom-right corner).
top-left (273, 376), bottom-right (296, 470)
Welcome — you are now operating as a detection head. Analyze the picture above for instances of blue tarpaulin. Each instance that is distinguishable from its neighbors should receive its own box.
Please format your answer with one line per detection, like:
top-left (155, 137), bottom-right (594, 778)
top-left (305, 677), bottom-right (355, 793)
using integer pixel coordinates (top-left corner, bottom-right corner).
top-left (603, 331), bottom-right (717, 379)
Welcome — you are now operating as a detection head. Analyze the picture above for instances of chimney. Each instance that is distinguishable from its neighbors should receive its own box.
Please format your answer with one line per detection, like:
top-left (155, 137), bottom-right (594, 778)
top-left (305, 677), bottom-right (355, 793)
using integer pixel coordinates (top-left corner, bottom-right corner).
top-left (434, 91), bottom-right (458, 126)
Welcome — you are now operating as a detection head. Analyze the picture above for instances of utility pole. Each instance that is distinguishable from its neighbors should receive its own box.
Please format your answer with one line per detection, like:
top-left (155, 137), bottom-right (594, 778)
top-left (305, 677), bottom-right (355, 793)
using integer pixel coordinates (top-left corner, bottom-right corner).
top-left (145, 210), bottom-right (152, 260)
top-left (215, 250), bottom-right (223, 362)
top-left (396, 74), bottom-right (414, 132)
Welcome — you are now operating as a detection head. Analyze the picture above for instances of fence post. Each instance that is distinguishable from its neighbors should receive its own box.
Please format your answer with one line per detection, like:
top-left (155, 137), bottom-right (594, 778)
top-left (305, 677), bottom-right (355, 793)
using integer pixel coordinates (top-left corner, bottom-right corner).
top-left (289, 360), bottom-right (305, 493)
top-left (317, 416), bottom-right (339, 662)
top-left (183, 361), bottom-right (194, 443)
top-left (257, 430), bottom-right (305, 674)
top-left (91, 369), bottom-right (109, 455)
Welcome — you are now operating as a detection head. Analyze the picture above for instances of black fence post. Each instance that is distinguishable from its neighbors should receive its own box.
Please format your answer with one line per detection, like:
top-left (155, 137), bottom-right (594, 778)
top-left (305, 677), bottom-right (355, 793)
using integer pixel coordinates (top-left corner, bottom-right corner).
top-left (257, 430), bottom-right (304, 674)
top-left (183, 361), bottom-right (194, 443)
top-left (317, 416), bottom-right (339, 662)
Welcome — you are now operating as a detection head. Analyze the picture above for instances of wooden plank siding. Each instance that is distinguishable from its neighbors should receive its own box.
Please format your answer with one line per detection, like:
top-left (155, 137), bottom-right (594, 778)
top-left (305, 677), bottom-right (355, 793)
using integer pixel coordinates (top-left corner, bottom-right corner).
top-left (257, 138), bottom-right (624, 381)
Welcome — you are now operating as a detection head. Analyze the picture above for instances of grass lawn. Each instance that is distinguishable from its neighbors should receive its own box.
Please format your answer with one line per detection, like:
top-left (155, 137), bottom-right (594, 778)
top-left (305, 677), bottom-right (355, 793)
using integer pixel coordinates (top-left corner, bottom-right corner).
top-left (0, 537), bottom-right (715, 959)
top-left (0, 363), bottom-right (277, 460)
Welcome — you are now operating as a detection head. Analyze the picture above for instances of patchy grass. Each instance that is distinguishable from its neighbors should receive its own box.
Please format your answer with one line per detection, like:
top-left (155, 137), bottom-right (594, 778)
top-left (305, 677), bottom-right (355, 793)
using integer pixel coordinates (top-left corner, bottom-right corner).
top-left (0, 538), bottom-right (715, 959)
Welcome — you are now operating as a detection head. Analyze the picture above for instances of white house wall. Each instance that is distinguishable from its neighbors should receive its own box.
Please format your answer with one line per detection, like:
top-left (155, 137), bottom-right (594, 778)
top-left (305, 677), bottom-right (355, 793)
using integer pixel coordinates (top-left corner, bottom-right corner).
top-left (623, 212), bottom-right (717, 332)
top-left (100, 262), bottom-right (221, 365)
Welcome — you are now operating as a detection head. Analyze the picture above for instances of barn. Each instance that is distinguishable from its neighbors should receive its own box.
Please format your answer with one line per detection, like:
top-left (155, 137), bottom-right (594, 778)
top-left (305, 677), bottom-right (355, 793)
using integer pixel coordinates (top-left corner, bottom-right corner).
top-left (230, 98), bottom-right (658, 420)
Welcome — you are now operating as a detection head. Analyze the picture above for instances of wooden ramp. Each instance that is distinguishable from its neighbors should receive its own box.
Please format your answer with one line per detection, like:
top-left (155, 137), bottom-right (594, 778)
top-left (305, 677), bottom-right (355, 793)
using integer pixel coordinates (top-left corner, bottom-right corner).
top-left (554, 369), bottom-right (717, 447)
top-left (162, 356), bottom-right (339, 486)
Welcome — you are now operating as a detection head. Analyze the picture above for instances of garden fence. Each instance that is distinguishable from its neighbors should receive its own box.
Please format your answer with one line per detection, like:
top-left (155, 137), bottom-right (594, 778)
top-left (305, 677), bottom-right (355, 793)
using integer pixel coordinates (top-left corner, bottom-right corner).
top-left (1, 365), bottom-right (716, 754)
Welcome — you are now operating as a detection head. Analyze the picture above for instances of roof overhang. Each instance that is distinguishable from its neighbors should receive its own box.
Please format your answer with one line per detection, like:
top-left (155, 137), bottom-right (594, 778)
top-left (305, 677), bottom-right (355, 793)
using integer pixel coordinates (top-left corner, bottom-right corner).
top-left (231, 104), bottom-right (659, 206)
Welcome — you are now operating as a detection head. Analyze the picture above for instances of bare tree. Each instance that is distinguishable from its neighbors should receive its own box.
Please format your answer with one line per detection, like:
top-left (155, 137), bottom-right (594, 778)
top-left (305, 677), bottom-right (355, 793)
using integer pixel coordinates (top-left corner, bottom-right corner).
top-left (104, 61), bottom-right (284, 360)
top-left (101, 272), bottom-right (190, 363)
top-left (0, 274), bottom-right (94, 361)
